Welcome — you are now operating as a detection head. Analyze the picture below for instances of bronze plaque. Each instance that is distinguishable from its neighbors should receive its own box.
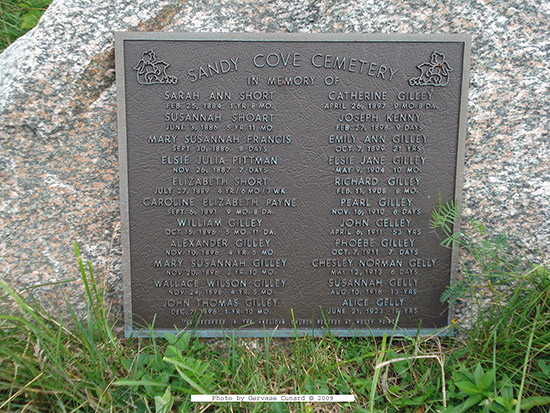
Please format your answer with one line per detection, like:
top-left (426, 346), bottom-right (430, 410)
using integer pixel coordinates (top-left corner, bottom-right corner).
top-left (116, 33), bottom-right (470, 337)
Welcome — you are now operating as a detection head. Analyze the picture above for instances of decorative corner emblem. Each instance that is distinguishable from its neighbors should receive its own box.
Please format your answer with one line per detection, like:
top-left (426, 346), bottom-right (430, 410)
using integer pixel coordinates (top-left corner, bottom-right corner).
top-left (133, 50), bottom-right (179, 85)
top-left (408, 51), bottom-right (452, 87)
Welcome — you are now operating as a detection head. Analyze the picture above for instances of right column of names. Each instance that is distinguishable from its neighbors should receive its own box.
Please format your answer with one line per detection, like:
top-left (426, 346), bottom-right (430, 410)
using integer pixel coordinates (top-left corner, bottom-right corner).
top-left (317, 88), bottom-right (445, 330)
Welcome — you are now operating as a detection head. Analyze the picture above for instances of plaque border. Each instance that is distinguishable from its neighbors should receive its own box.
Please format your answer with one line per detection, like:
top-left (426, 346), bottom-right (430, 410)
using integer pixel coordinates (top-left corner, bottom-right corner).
top-left (115, 32), bottom-right (471, 338)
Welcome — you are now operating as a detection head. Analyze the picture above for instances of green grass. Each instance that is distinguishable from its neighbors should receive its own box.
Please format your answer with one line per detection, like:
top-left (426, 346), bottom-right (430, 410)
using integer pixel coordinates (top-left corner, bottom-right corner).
top-left (0, 0), bottom-right (52, 52)
top-left (0, 217), bottom-right (549, 411)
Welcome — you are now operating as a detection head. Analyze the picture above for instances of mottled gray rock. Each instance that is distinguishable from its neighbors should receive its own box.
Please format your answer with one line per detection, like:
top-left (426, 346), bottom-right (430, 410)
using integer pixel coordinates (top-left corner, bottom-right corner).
top-left (1, 0), bottom-right (548, 322)
top-left (0, 0), bottom-right (182, 314)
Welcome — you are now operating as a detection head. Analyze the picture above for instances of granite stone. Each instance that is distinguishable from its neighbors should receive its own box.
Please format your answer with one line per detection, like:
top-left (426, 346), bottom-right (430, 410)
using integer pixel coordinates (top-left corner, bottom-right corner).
top-left (1, 0), bottom-right (548, 324)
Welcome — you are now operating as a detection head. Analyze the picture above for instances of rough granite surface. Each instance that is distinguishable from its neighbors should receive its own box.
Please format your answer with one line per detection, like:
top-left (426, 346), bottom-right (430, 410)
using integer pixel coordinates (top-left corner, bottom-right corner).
top-left (1, 0), bottom-right (548, 323)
